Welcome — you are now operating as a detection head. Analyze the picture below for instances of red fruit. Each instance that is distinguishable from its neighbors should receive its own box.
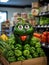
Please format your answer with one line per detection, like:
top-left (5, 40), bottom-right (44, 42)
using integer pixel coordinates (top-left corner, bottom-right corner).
top-left (41, 34), bottom-right (47, 43)
top-left (48, 32), bottom-right (49, 35)
top-left (43, 32), bottom-right (47, 36)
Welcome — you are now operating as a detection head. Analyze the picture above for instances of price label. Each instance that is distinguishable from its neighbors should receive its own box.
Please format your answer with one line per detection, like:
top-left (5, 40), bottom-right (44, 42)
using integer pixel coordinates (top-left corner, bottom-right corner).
top-left (41, 25), bottom-right (43, 27)
top-left (48, 45), bottom-right (49, 48)
top-left (38, 25), bottom-right (40, 27)
top-left (42, 43), bottom-right (45, 46)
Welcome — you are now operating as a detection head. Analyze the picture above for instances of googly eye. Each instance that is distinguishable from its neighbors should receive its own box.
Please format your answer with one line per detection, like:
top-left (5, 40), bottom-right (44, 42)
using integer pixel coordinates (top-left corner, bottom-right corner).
top-left (18, 25), bottom-right (23, 30)
top-left (25, 25), bottom-right (29, 29)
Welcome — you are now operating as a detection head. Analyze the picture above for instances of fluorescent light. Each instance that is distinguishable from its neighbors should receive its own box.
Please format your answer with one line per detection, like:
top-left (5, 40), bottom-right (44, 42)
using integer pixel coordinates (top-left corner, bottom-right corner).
top-left (0, 0), bottom-right (8, 2)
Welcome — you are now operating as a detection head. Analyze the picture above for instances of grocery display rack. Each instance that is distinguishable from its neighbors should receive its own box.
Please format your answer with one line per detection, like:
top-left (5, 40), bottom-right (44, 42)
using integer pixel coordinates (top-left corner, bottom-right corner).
top-left (39, 11), bottom-right (49, 16)
top-left (39, 0), bottom-right (49, 4)
top-left (34, 1), bottom-right (49, 65)
top-left (41, 43), bottom-right (49, 65)
top-left (33, 25), bottom-right (49, 28)
top-left (35, 11), bottom-right (49, 17)
top-left (41, 43), bottom-right (49, 49)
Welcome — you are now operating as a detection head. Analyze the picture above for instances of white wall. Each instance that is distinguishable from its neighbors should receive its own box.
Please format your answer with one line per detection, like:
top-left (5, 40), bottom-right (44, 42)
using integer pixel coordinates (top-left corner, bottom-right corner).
top-left (0, 7), bottom-right (31, 20)
top-left (23, 8), bottom-right (31, 13)
top-left (0, 7), bottom-right (31, 31)
top-left (0, 7), bottom-right (23, 20)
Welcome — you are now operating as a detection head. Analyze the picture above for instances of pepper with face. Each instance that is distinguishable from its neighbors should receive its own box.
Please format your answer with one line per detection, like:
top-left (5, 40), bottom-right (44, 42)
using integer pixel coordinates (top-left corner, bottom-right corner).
top-left (14, 20), bottom-right (34, 44)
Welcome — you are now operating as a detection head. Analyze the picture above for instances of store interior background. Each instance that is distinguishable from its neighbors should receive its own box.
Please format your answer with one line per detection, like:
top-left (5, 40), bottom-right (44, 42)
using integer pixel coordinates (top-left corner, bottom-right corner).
top-left (0, 7), bottom-right (31, 20)
top-left (0, 0), bottom-right (49, 65)
top-left (0, 0), bottom-right (38, 20)
top-left (0, 0), bottom-right (38, 32)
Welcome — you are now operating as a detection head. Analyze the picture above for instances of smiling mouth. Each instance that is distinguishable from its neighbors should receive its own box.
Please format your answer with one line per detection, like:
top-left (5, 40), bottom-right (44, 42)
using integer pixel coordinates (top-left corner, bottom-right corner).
top-left (20, 35), bottom-right (27, 41)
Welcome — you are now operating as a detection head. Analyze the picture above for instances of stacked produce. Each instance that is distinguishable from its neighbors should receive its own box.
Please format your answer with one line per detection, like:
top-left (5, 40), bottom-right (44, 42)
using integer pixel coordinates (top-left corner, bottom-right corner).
top-left (0, 34), bottom-right (8, 41)
top-left (0, 18), bottom-right (45, 63)
top-left (33, 32), bottom-right (49, 43)
top-left (40, 17), bottom-right (49, 25)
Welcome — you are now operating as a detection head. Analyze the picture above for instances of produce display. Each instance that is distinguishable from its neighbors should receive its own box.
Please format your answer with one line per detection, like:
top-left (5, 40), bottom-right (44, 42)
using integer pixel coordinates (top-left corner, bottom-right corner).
top-left (0, 34), bottom-right (8, 41)
top-left (0, 18), bottom-right (45, 63)
top-left (33, 32), bottom-right (49, 43)
top-left (40, 17), bottom-right (49, 25)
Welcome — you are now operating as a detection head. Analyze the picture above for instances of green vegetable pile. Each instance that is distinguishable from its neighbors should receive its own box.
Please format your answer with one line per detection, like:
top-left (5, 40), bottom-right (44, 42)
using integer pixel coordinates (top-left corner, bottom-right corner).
top-left (0, 35), bottom-right (45, 63)
top-left (40, 17), bottom-right (49, 25)
top-left (0, 19), bottom-right (45, 63)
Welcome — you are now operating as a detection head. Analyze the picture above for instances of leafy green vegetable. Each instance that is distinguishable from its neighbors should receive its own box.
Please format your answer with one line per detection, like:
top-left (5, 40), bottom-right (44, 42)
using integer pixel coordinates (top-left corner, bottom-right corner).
top-left (15, 50), bottom-right (22, 57)
top-left (36, 48), bottom-right (43, 53)
top-left (30, 47), bottom-right (35, 54)
top-left (17, 56), bottom-right (25, 61)
top-left (7, 50), bottom-right (14, 57)
top-left (27, 55), bottom-right (32, 59)
top-left (8, 56), bottom-right (16, 62)
top-left (32, 52), bottom-right (38, 58)
top-left (39, 51), bottom-right (45, 57)
top-left (30, 37), bottom-right (40, 46)
top-left (8, 34), bottom-right (15, 45)
top-left (24, 44), bottom-right (30, 50)
top-left (10, 45), bottom-right (15, 49)
top-left (15, 44), bottom-right (22, 50)
top-left (40, 17), bottom-right (49, 25)
top-left (31, 37), bottom-right (39, 42)
top-left (23, 50), bottom-right (30, 56)
top-left (35, 42), bottom-right (41, 48)
top-left (36, 48), bottom-right (45, 56)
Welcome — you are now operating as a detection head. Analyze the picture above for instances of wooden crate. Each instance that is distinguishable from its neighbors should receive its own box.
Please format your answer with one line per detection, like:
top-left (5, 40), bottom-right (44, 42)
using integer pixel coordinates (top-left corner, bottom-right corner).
top-left (32, 2), bottom-right (39, 8)
top-left (10, 61), bottom-right (21, 65)
top-left (10, 57), bottom-right (47, 65)
top-left (22, 57), bottom-right (47, 65)
top-left (0, 56), bottom-right (47, 65)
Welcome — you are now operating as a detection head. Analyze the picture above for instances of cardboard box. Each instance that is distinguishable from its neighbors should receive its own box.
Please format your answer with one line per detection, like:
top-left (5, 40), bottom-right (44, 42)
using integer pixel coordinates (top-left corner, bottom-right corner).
top-left (10, 57), bottom-right (47, 65)
top-left (31, 8), bottom-right (39, 16)
top-left (22, 57), bottom-right (47, 65)
top-left (10, 61), bottom-right (21, 65)
top-left (0, 55), bottom-right (47, 65)
top-left (32, 2), bottom-right (39, 8)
